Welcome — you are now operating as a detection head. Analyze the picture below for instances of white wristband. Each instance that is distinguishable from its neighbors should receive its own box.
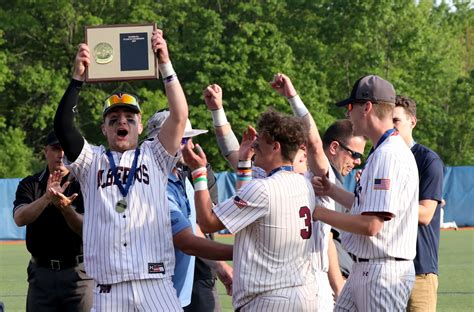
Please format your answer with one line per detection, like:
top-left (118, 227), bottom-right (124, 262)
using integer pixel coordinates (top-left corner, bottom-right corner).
top-left (159, 62), bottom-right (176, 79)
top-left (194, 180), bottom-right (208, 191)
top-left (238, 160), bottom-right (252, 168)
top-left (287, 94), bottom-right (309, 117)
top-left (211, 108), bottom-right (228, 127)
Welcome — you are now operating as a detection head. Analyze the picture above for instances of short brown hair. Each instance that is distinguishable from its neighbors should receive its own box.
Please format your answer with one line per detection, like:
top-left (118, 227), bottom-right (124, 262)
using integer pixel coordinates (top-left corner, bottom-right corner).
top-left (322, 119), bottom-right (355, 150)
top-left (395, 95), bottom-right (417, 117)
top-left (256, 109), bottom-right (307, 163)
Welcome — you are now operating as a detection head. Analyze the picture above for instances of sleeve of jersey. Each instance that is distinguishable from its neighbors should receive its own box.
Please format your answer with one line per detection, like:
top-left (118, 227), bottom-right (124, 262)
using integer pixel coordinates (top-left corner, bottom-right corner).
top-left (65, 139), bottom-right (95, 184)
top-left (149, 137), bottom-right (180, 176)
top-left (12, 177), bottom-right (35, 214)
top-left (169, 198), bottom-right (191, 236)
top-left (361, 150), bottom-right (400, 218)
top-left (419, 155), bottom-right (444, 202)
top-left (212, 179), bottom-right (269, 234)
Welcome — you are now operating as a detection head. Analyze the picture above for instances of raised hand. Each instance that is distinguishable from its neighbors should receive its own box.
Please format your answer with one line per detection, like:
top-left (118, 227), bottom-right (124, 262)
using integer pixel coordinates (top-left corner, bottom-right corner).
top-left (151, 29), bottom-right (170, 64)
top-left (239, 125), bottom-right (257, 161)
top-left (203, 84), bottom-right (223, 110)
top-left (269, 73), bottom-right (297, 98)
top-left (73, 43), bottom-right (90, 81)
top-left (182, 139), bottom-right (207, 170)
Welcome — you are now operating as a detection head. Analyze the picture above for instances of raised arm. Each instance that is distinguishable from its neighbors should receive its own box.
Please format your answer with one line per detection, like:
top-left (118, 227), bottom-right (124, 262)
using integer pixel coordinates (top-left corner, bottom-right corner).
top-left (204, 84), bottom-right (240, 170)
top-left (154, 29), bottom-right (188, 155)
top-left (270, 73), bottom-right (329, 177)
top-left (54, 44), bottom-right (88, 161)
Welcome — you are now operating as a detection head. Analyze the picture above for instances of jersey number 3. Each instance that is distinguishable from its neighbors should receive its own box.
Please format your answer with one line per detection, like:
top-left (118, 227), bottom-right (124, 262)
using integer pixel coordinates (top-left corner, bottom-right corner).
top-left (299, 206), bottom-right (312, 239)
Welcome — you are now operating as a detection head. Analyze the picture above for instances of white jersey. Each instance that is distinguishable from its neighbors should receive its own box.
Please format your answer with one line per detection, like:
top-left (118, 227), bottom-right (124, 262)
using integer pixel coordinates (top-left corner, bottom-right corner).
top-left (304, 170), bottom-right (334, 273)
top-left (341, 134), bottom-right (419, 260)
top-left (213, 170), bottom-right (317, 309)
top-left (67, 138), bottom-right (179, 284)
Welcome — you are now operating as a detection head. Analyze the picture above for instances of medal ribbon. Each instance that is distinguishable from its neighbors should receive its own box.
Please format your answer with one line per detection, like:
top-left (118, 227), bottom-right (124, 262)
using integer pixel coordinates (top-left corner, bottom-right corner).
top-left (268, 165), bottom-right (293, 177)
top-left (106, 148), bottom-right (140, 198)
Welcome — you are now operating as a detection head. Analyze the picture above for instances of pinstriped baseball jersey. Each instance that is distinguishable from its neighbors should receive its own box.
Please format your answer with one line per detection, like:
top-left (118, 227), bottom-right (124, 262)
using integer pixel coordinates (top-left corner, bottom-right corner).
top-left (213, 170), bottom-right (317, 309)
top-left (341, 134), bottom-right (419, 259)
top-left (67, 138), bottom-right (179, 284)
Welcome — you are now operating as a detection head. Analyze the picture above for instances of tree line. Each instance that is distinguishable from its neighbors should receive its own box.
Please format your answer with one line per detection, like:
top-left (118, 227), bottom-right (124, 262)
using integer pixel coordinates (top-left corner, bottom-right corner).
top-left (0, 0), bottom-right (472, 177)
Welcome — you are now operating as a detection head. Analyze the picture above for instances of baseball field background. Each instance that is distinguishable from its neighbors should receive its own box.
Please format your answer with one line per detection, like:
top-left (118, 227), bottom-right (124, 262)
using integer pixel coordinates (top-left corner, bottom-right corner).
top-left (1, 230), bottom-right (473, 312)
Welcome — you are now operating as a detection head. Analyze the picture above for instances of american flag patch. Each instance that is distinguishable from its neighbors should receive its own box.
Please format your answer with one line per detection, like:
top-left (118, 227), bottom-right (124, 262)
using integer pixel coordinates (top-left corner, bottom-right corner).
top-left (373, 178), bottom-right (390, 190)
top-left (234, 196), bottom-right (248, 209)
top-left (148, 263), bottom-right (165, 274)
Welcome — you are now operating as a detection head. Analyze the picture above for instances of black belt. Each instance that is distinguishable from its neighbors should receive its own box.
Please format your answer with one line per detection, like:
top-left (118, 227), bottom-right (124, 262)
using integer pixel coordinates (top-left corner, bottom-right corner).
top-left (31, 255), bottom-right (83, 270)
top-left (350, 253), bottom-right (407, 263)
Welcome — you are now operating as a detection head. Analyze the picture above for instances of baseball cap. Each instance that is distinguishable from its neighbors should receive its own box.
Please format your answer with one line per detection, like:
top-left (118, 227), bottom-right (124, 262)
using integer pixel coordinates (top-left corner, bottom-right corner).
top-left (103, 92), bottom-right (141, 117)
top-left (146, 110), bottom-right (208, 139)
top-left (44, 130), bottom-right (60, 146)
top-left (335, 75), bottom-right (396, 107)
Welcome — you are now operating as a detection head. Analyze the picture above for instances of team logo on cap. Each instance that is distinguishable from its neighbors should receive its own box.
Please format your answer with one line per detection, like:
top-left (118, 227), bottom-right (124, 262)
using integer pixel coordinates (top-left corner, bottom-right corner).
top-left (234, 196), bottom-right (248, 209)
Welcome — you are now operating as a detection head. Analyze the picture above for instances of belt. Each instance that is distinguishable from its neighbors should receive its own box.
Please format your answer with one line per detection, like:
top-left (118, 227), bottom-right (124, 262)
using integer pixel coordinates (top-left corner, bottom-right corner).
top-left (31, 255), bottom-right (83, 270)
top-left (349, 253), bottom-right (408, 263)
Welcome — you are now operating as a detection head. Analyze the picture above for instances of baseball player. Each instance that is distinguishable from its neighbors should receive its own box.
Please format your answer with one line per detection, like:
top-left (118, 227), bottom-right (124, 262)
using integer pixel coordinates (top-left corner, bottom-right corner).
top-left (394, 95), bottom-right (445, 312)
top-left (183, 109), bottom-right (318, 311)
top-left (312, 75), bottom-right (419, 311)
top-left (54, 29), bottom-right (187, 311)
top-left (204, 77), bottom-right (346, 309)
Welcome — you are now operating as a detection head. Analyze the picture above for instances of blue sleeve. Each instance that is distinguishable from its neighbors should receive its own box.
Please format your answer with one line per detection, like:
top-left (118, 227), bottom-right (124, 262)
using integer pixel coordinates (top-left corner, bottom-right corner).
top-left (169, 197), bottom-right (191, 236)
top-left (419, 154), bottom-right (444, 202)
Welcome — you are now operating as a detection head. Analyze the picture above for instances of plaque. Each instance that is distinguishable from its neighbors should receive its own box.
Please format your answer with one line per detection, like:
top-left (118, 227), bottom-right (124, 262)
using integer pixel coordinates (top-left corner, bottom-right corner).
top-left (85, 23), bottom-right (158, 82)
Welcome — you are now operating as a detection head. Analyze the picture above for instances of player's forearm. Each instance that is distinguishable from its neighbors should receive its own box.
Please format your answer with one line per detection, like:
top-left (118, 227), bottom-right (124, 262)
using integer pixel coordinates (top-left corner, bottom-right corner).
top-left (13, 195), bottom-right (50, 226)
top-left (158, 64), bottom-right (188, 155)
top-left (313, 207), bottom-right (384, 236)
top-left (304, 114), bottom-right (330, 177)
top-left (194, 190), bottom-right (225, 233)
top-left (418, 200), bottom-right (438, 226)
top-left (54, 79), bottom-right (85, 162)
top-left (327, 184), bottom-right (355, 209)
top-left (185, 236), bottom-right (233, 261)
top-left (213, 118), bottom-right (239, 170)
top-left (327, 235), bottom-right (345, 297)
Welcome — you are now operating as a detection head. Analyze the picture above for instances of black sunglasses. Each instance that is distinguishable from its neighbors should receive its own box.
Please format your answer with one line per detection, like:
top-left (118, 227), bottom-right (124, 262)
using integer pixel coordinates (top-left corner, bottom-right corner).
top-left (335, 140), bottom-right (363, 160)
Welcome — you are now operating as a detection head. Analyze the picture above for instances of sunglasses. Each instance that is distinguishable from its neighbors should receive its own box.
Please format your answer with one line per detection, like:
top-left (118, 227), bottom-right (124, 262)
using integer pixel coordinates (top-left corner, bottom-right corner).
top-left (181, 138), bottom-right (189, 145)
top-left (336, 140), bottom-right (363, 160)
top-left (104, 93), bottom-right (140, 110)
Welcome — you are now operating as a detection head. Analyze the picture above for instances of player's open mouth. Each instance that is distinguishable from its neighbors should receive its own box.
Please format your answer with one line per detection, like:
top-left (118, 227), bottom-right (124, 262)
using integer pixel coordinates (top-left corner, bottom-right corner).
top-left (117, 129), bottom-right (128, 138)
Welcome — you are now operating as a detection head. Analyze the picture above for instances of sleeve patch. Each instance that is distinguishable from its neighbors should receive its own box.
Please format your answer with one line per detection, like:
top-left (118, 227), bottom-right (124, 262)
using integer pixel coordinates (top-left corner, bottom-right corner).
top-left (373, 178), bottom-right (390, 190)
top-left (233, 196), bottom-right (248, 209)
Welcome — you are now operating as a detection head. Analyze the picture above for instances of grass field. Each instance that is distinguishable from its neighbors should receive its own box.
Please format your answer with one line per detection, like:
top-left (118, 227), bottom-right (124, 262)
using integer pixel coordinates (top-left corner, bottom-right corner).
top-left (0, 230), bottom-right (473, 311)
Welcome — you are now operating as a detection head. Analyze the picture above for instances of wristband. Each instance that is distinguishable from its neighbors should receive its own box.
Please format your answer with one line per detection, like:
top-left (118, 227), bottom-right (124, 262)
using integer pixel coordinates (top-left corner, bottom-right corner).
top-left (192, 167), bottom-right (208, 191)
top-left (217, 131), bottom-right (240, 157)
top-left (158, 62), bottom-right (176, 78)
top-left (287, 94), bottom-right (309, 117)
top-left (211, 108), bottom-right (228, 127)
top-left (238, 160), bottom-right (252, 168)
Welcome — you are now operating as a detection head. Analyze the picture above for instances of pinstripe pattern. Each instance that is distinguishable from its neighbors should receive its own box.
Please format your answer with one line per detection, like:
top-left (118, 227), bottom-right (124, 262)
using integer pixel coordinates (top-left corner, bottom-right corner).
top-left (239, 281), bottom-right (317, 311)
top-left (314, 271), bottom-right (334, 311)
top-left (91, 278), bottom-right (182, 311)
top-left (341, 135), bottom-right (419, 260)
top-left (335, 260), bottom-right (415, 312)
top-left (67, 138), bottom-right (179, 286)
top-left (213, 171), bottom-right (317, 309)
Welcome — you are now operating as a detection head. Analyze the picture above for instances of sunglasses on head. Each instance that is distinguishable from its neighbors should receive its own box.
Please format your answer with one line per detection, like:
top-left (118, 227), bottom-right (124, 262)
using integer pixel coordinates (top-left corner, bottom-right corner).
top-left (104, 93), bottom-right (139, 109)
top-left (335, 140), bottom-right (363, 160)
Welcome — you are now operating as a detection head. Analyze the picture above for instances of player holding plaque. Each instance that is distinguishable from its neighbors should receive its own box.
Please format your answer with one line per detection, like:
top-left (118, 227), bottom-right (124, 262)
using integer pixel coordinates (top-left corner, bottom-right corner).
top-left (54, 28), bottom-right (188, 311)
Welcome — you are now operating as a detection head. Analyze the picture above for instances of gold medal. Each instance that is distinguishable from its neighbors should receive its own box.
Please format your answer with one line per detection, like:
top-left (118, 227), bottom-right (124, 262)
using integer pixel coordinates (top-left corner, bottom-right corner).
top-left (93, 42), bottom-right (114, 64)
top-left (115, 199), bottom-right (127, 213)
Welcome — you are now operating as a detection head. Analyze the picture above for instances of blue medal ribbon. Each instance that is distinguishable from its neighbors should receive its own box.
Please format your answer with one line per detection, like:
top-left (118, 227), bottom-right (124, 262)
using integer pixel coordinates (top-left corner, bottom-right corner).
top-left (106, 148), bottom-right (140, 198)
top-left (367, 128), bottom-right (398, 159)
top-left (268, 165), bottom-right (293, 177)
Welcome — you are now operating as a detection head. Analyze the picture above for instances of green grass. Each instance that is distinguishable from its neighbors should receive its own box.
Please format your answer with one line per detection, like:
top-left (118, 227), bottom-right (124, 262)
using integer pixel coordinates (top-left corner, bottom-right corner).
top-left (1, 231), bottom-right (473, 312)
